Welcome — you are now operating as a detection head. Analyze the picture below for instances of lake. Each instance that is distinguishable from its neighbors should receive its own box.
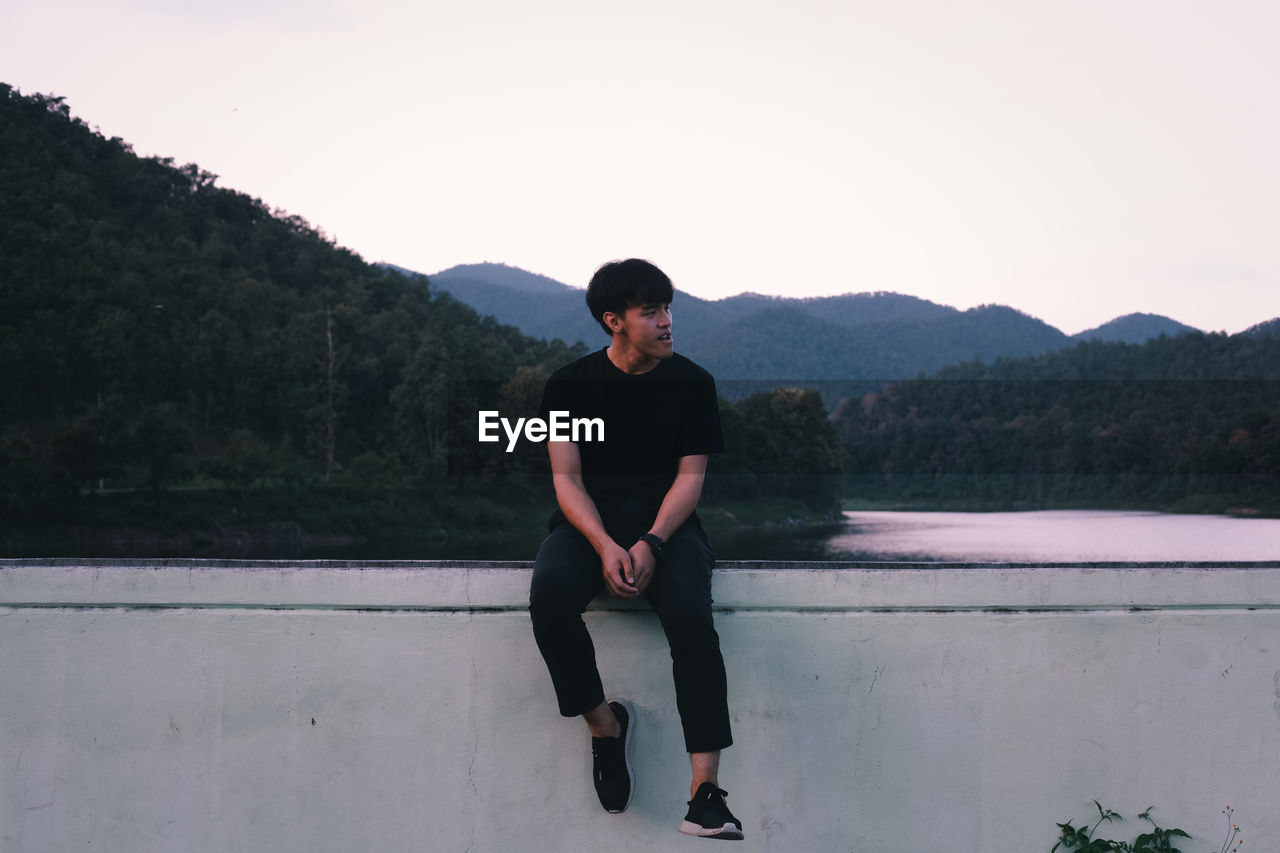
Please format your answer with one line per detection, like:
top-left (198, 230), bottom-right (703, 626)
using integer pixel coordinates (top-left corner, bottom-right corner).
top-left (710, 509), bottom-right (1280, 563)
top-left (21, 509), bottom-right (1274, 562)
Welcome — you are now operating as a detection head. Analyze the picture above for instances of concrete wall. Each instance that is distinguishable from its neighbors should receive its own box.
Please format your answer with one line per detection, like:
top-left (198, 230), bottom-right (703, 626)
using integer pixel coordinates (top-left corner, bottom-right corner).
top-left (3, 558), bottom-right (1279, 852)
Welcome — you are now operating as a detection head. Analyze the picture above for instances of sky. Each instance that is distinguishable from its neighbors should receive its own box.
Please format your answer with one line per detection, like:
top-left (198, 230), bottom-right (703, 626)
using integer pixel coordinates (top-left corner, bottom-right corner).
top-left (4, 0), bottom-right (1278, 335)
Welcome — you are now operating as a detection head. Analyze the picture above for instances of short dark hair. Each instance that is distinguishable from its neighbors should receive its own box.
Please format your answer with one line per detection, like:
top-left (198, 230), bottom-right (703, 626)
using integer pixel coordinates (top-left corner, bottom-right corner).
top-left (585, 259), bottom-right (674, 335)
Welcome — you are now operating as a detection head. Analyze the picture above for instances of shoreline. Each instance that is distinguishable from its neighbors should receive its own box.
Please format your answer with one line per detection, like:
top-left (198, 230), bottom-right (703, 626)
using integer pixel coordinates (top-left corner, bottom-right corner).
top-left (4, 488), bottom-right (1275, 561)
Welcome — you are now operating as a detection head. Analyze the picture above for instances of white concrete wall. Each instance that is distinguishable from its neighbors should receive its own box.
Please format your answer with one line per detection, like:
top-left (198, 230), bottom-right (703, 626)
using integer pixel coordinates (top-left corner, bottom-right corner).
top-left (3, 559), bottom-right (1279, 852)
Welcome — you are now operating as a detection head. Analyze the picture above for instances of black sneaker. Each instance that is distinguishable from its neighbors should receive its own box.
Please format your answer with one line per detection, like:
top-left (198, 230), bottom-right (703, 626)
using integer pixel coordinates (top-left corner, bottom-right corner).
top-left (590, 700), bottom-right (635, 813)
top-left (679, 782), bottom-right (744, 840)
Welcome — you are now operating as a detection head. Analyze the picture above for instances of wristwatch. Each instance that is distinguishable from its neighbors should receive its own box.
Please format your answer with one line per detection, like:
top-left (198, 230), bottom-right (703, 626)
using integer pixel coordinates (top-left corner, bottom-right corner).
top-left (639, 532), bottom-right (665, 556)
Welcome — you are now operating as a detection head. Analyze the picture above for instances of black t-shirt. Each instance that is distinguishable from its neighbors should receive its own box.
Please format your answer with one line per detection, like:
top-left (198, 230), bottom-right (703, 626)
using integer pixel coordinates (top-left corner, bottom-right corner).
top-left (539, 348), bottom-right (725, 535)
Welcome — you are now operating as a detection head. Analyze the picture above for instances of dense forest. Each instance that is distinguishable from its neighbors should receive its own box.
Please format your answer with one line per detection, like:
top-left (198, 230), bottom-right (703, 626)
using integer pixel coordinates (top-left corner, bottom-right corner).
top-left (0, 84), bottom-right (841, 555)
top-left (834, 333), bottom-right (1280, 513)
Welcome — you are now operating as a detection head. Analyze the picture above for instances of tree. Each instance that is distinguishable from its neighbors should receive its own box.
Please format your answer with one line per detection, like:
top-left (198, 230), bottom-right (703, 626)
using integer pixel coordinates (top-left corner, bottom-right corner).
top-left (721, 388), bottom-right (845, 510)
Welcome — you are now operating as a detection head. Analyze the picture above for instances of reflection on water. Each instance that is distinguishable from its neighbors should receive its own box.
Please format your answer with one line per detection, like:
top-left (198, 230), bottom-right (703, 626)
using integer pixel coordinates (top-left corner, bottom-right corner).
top-left (707, 521), bottom-right (849, 561)
top-left (823, 510), bottom-right (1280, 562)
top-left (336, 511), bottom-right (1278, 562)
top-left (35, 509), bottom-right (1272, 562)
top-left (274, 510), bottom-right (1280, 562)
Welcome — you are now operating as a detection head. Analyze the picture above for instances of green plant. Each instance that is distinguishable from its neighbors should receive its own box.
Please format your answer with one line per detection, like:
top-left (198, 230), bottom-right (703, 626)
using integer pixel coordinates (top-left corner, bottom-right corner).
top-left (1052, 801), bottom-right (1192, 853)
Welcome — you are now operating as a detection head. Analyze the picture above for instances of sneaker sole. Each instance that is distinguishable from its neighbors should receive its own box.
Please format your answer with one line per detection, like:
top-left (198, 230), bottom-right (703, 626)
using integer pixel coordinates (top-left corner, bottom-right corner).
top-left (606, 699), bottom-right (635, 814)
top-left (678, 820), bottom-right (744, 840)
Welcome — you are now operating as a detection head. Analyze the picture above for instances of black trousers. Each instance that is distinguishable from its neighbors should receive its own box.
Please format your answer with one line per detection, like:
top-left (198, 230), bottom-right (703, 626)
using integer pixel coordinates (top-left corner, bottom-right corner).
top-left (528, 519), bottom-right (733, 754)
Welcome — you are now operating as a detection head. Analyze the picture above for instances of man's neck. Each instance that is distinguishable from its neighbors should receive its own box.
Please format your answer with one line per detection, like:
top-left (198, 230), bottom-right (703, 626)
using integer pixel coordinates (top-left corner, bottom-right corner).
top-left (605, 342), bottom-right (661, 375)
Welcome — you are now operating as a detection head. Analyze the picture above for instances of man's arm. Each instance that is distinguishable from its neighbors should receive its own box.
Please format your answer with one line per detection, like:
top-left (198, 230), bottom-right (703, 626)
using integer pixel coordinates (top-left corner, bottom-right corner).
top-left (548, 440), bottom-right (639, 599)
top-left (627, 453), bottom-right (709, 593)
top-left (648, 454), bottom-right (708, 540)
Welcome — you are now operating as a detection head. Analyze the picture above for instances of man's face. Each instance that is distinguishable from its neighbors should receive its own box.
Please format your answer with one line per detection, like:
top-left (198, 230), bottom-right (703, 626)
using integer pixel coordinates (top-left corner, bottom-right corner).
top-left (615, 301), bottom-right (673, 359)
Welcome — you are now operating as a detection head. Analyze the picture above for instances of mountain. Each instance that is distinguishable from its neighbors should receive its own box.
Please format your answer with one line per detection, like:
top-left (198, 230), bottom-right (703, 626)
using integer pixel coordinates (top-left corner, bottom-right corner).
top-left (432, 262), bottom-right (576, 294)
top-left (0, 84), bottom-right (580, 500)
top-left (416, 263), bottom-right (1072, 396)
top-left (423, 262), bottom-right (771, 348)
top-left (1072, 312), bottom-right (1200, 344)
top-left (427, 267), bottom-right (601, 345)
top-left (679, 303), bottom-right (1068, 381)
top-left (410, 260), bottom-right (1279, 406)
top-left (1243, 317), bottom-right (1280, 338)
top-left (791, 291), bottom-right (957, 327)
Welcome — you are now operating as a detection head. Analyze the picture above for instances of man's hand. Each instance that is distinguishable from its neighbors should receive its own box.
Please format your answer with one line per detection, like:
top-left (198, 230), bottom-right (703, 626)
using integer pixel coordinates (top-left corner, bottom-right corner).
top-left (600, 540), bottom-right (638, 599)
top-left (549, 441), bottom-right (639, 599)
top-left (627, 539), bottom-right (658, 595)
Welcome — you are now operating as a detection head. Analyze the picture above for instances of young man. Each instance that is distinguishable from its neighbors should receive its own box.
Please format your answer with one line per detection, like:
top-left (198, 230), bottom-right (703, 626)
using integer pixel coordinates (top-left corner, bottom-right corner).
top-left (528, 258), bottom-right (743, 840)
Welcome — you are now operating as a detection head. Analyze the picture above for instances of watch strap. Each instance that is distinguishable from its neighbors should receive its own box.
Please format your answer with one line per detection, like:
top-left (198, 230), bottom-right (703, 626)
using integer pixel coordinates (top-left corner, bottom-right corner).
top-left (639, 532), bottom-right (665, 555)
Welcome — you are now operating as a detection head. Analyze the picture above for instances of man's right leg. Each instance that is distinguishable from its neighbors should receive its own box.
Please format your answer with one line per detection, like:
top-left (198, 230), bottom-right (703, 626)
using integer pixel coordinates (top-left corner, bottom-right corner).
top-left (583, 701), bottom-right (622, 738)
top-left (529, 523), bottom-right (608, 718)
top-left (529, 523), bottom-right (635, 813)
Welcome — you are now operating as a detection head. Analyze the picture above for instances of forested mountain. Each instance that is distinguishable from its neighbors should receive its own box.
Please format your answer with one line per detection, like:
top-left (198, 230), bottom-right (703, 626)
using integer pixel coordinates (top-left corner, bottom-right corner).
top-left (0, 85), bottom-right (844, 552)
top-left (1244, 318), bottom-right (1280, 338)
top-left (789, 291), bottom-right (957, 327)
top-left (425, 262), bottom-right (780, 352)
top-left (834, 331), bottom-right (1280, 513)
top-left (432, 262), bottom-right (577, 294)
top-left (425, 264), bottom-right (603, 345)
top-left (1071, 312), bottom-right (1199, 343)
top-left (684, 303), bottom-right (1069, 382)
top-left (0, 85), bottom-right (582, 529)
top-left (421, 263), bottom-right (1214, 392)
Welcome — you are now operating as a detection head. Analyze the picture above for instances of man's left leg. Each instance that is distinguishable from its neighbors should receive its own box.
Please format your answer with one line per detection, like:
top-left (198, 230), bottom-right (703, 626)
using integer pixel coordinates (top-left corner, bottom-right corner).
top-left (643, 523), bottom-right (743, 840)
top-left (690, 750), bottom-right (720, 796)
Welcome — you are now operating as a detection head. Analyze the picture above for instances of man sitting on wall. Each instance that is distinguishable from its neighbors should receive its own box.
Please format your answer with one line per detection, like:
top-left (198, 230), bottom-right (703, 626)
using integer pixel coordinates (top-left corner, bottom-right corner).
top-left (528, 258), bottom-right (743, 840)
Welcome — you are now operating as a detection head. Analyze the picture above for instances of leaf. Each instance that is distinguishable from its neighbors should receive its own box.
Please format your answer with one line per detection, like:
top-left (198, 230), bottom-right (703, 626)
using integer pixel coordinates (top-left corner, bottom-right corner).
top-left (1092, 800), bottom-right (1121, 823)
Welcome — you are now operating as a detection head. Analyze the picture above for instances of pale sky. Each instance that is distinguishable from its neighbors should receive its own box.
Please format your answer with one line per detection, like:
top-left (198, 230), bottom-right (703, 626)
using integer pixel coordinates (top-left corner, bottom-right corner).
top-left (5, 0), bottom-right (1278, 335)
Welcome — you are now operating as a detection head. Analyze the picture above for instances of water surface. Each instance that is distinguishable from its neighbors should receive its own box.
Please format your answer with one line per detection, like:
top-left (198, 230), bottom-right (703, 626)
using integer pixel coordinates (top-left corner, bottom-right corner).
top-left (817, 509), bottom-right (1280, 562)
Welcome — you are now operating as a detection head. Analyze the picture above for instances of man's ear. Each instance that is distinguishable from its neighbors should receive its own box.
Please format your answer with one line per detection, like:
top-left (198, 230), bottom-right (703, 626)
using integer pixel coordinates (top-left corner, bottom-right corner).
top-left (602, 310), bottom-right (625, 334)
